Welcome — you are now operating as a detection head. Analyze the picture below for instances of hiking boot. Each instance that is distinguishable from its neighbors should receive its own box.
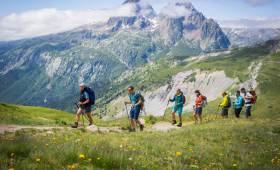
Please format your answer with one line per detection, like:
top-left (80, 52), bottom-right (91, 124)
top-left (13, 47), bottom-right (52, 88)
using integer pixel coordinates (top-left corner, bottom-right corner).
top-left (177, 123), bottom-right (182, 127)
top-left (71, 122), bottom-right (78, 128)
top-left (172, 120), bottom-right (177, 125)
top-left (140, 124), bottom-right (144, 131)
top-left (129, 128), bottom-right (136, 132)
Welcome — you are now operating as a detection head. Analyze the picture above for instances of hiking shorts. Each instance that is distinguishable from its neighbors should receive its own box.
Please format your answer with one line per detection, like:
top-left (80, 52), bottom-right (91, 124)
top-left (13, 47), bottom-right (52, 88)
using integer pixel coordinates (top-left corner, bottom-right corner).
top-left (130, 107), bottom-right (141, 120)
top-left (80, 105), bottom-right (92, 114)
top-left (221, 108), bottom-right (229, 117)
top-left (195, 107), bottom-right (203, 116)
top-left (173, 105), bottom-right (183, 116)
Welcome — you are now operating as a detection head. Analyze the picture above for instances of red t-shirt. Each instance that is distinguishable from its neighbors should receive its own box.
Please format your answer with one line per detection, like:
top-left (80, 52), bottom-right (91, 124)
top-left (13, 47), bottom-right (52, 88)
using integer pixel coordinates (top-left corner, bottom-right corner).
top-left (195, 95), bottom-right (204, 108)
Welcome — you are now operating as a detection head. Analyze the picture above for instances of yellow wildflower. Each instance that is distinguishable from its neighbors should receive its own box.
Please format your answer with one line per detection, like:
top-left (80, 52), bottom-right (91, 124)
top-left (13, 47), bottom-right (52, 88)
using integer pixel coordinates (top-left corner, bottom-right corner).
top-left (176, 151), bottom-right (182, 157)
top-left (79, 154), bottom-right (86, 160)
top-left (36, 158), bottom-right (41, 162)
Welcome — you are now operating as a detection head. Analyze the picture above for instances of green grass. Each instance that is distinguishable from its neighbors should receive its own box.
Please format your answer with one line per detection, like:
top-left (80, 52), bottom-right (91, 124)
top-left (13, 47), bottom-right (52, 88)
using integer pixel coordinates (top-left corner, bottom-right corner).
top-left (0, 103), bottom-right (73, 125)
top-left (0, 116), bottom-right (279, 170)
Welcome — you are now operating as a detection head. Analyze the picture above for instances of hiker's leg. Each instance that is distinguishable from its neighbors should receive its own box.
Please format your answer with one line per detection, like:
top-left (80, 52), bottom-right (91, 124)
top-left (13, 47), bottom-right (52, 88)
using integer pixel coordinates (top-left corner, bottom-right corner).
top-left (85, 106), bottom-right (93, 125)
top-left (86, 112), bottom-right (93, 125)
top-left (193, 108), bottom-right (198, 123)
top-left (246, 106), bottom-right (252, 118)
top-left (234, 108), bottom-right (239, 118)
top-left (130, 108), bottom-right (137, 130)
top-left (199, 108), bottom-right (203, 123)
top-left (76, 108), bottom-right (83, 122)
top-left (172, 112), bottom-right (176, 121)
top-left (238, 108), bottom-right (242, 118)
top-left (225, 109), bottom-right (229, 118)
top-left (249, 106), bottom-right (252, 117)
top-left (178, 115), bottom-right (182, 123)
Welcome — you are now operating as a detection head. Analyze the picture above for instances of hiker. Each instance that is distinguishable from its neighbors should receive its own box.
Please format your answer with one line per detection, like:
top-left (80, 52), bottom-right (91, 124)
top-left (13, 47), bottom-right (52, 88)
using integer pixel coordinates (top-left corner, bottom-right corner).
top-left (241, 88), bottom-right (253, 118)
top-left (170, 89), bottom-right (185, 127)
top-left (71, 83), bottom-right (94, 128)
top-left (219, 92), bottom-right (231, 118)
top-left (234, 90), bottom-right (244, 118)
top-left (193, 90), bottom-right (205, 124)
top-left (124, 86), bottom-right (145, 132)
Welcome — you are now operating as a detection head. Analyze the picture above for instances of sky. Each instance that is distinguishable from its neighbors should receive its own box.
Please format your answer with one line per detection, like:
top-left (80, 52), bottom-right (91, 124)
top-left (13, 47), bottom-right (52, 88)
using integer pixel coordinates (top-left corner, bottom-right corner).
top-left (0, 0), bottom-right (279, 41)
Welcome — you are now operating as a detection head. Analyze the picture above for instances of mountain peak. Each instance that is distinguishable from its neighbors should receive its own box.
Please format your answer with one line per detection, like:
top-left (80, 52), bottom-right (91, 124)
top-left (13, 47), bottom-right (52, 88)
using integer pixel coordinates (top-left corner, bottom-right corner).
top-left (122, 0), bottom-right (141, 4)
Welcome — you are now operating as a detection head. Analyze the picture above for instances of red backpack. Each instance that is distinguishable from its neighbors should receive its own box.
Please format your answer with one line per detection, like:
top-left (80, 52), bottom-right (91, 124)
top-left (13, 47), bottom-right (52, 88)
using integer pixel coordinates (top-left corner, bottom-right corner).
top-left (183, 95), bottom-right (186, 105)
top-left (250, 91), bottom-right (257, 104)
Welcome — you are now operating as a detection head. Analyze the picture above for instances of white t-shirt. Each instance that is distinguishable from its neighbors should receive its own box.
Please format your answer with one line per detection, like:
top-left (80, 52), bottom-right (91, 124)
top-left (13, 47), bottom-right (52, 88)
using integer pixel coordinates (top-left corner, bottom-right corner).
top-left (242, 92), bottom-right (253, 107)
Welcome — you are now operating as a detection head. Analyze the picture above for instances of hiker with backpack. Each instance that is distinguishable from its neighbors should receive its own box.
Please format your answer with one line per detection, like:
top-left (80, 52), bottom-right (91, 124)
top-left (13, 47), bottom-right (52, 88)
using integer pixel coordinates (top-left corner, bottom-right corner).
top-left (71, 83), bottom-right (95, 128)
top-left (193, 90), bottom-right (207, 124)
top-left (241, 88), bottom-right (254, 118)
top-left (169, 89), bottom-right (185, 127)
top-left (124, 86), bottom-right (145, 132)
top-left (234, 90), bottom-right (244, 118)
top-left (218, 92), bottom-right (231, 118)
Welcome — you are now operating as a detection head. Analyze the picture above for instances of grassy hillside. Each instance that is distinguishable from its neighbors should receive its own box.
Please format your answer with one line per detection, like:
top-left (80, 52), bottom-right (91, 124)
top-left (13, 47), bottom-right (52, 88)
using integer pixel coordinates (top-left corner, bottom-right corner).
top-left (0, 103), bottom-right (73, 125)
top-left (0, 41), bottom-right (280, 170)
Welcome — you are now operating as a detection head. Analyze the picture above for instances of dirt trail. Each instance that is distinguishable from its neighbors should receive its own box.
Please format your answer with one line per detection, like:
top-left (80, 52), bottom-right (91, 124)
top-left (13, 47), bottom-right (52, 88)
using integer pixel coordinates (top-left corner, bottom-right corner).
top-left (150, 122), bottom-right (194, 132)
top-left (0, 125), bottom-right (64, 134)
top-left (0, 122), bottom-right (195, 134)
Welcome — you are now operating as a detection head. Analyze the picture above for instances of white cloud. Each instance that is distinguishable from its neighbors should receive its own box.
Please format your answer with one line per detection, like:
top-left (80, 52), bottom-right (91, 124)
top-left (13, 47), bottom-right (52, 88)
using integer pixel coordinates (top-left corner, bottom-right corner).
top-left (159, 0), bottom-right (193, 18)
top-left (0, 4), bottom-right (139, 41)
top-left (218, 17), bottom-right (280, 28)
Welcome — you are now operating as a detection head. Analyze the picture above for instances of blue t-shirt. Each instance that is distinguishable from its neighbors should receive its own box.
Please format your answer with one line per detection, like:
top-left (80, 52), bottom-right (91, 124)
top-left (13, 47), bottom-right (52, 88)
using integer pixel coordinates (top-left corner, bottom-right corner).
top-left (235, 96), bottom-right (243, 109)
top-left (80, 91), bottom-right (89, 101)
top-left (170, 94), bottom-right (184, 108)
top-left (129, 92), bottom-right (140, 105)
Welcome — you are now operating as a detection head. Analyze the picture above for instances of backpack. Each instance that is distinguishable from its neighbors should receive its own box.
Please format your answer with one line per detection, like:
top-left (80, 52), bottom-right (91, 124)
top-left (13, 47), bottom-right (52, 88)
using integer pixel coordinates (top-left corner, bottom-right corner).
top-left (137, 92), bottom-right (145, 110)
top-left (250, 91), bottom-right (257, 104)
top-left (183, 95), bottom-right (186, 105)
top-left (226, 96), bottom-right (232, 108)
top-left (201, 95), bottom-right (208, 108)
top-left (241, 97), bottom-right (245, 107)
top-left (84, 87), bottom-right (96, 105)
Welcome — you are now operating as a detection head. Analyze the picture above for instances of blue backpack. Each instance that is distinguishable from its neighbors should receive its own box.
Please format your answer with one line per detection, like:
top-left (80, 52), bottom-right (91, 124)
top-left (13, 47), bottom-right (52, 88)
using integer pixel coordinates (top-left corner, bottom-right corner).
top-left (84, 87), bottom-right (96, 105)
top-left (226, 96), bottom-right (232, 108)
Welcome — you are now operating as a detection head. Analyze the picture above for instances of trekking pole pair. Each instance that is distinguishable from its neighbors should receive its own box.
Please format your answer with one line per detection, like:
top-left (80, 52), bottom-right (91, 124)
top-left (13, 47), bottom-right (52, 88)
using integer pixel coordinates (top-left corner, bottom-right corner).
top-left (75, 102), bottom-right (89, 127)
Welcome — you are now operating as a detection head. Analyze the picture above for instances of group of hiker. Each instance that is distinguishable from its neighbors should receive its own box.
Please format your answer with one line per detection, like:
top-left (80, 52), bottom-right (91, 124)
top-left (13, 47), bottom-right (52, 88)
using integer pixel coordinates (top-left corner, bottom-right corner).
top-left (218, 88), bottom-right (257, 119)
top-left (71, 83), bottom-right (257, 131)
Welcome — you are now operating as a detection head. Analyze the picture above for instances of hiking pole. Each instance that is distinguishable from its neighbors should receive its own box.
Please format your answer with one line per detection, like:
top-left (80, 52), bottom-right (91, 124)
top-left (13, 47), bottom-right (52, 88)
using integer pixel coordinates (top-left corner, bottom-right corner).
top-left (124, 104), bottom-right (131, 129)
top-left (215, 106), bottom-right (220, 119)
top-left (163, 100), bottom-right (170, 120)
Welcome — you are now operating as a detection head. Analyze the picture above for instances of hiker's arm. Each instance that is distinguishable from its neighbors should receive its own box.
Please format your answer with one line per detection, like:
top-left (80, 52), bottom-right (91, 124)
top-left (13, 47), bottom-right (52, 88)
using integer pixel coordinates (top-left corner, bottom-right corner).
top-left (135, 98), bottom-right (142, 107)
top-left (80, 99), bottom-right (90, 105)
top-left (124, 101), bottom-right (131, 105)
top-left (169, 97), bottom-right (175, 102)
